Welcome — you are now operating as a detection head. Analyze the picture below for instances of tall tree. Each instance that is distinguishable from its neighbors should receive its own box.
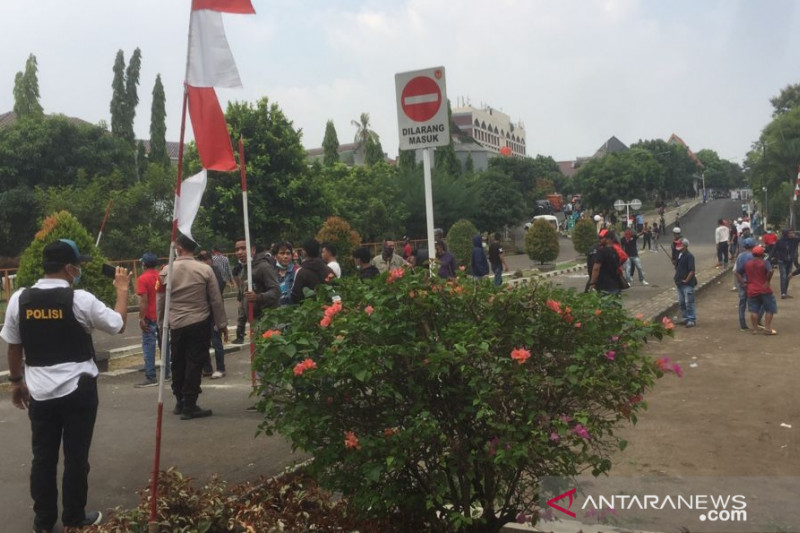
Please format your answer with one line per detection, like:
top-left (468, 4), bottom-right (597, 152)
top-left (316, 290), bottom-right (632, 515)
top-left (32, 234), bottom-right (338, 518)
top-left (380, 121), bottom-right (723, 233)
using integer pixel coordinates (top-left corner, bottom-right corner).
top-left (397, 149), bottom-right (416, 170)
top-left (110, 50), bottom-right (128, 140)
top-left (770, 83), bottom-right (800, 117)
top-left (188, 97), bottom-right (329, 242)
top-left (365, 135), bottom-right (385, 166)
top-left (149, 74), bottom-right (169, 167)
top-left (322, 120), bottom-right (340, 166)
top-left (124, 48), bottom-right (142, 145)
top-left (12, 54), bottom-right (43, 118)
top-left (351, 112), bottom-right (379, 165)
top-left (435, 100), bottom-right (461, 176)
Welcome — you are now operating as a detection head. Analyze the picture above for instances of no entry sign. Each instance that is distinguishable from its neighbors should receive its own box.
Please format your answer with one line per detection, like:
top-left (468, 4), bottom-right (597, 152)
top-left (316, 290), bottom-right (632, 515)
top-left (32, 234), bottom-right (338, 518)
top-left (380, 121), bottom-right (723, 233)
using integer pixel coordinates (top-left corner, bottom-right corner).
top-left (395, 66), bottom-right (450, 150)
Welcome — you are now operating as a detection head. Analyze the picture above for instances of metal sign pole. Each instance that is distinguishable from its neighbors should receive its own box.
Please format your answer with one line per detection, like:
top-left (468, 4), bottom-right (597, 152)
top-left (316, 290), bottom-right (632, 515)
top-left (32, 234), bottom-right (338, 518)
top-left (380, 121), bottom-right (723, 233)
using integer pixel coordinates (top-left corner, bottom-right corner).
top-left (422, 148), bottom-right (436, 275)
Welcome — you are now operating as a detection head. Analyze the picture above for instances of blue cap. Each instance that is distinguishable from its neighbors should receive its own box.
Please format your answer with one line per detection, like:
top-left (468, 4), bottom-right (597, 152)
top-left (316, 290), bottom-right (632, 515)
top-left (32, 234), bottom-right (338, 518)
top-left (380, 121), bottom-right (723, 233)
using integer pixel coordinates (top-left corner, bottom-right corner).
top-left (140, 252), bottom-right (158, 267)
top-left (743, 238), bottom-right (755, 249)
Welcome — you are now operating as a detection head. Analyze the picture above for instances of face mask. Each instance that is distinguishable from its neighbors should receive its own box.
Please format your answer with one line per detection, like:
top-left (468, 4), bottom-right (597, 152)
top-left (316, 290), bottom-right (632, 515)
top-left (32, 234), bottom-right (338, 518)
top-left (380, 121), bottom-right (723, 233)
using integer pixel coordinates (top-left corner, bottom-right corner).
top-left (276, 260), bottom-right (289, 270)
top-left (70, 265), bottom-right (82, 285)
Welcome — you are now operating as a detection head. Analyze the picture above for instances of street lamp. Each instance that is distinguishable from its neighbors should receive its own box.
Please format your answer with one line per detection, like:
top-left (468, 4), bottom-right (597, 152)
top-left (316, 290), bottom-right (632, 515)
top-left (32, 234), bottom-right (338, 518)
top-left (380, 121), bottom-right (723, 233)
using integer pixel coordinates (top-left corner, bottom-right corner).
top-left (762, 186), bottom-right (768, 229)
top-left (701, 172), bottom-right (706, 203)
top-left (613, 198), bottom-right (643, 229)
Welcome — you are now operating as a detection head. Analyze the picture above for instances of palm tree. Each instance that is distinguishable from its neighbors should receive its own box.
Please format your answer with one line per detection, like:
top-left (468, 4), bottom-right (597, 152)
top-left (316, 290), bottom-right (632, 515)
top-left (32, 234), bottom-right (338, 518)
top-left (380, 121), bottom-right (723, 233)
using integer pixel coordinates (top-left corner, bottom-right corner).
top-left (351, 112), bottom-right (380, 164)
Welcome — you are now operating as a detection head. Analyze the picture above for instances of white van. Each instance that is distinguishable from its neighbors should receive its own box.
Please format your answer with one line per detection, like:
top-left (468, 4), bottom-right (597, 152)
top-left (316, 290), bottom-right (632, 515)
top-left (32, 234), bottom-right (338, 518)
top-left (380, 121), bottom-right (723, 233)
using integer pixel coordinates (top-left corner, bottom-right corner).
top-left (524, 215), bottom-right (560, 232)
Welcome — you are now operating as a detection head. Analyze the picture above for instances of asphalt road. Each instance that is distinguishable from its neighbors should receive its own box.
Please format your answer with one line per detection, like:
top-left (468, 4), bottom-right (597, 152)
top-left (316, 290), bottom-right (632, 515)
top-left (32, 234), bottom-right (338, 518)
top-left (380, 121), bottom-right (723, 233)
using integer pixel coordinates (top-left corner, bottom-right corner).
top-left (543, 199), bottom-right (744, 305)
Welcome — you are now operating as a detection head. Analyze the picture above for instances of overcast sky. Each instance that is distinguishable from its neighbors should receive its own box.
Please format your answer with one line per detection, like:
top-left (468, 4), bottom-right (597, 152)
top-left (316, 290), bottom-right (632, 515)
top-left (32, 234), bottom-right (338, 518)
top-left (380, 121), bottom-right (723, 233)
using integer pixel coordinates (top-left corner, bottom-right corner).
top-left (2, 0), bottom-right (799, 163)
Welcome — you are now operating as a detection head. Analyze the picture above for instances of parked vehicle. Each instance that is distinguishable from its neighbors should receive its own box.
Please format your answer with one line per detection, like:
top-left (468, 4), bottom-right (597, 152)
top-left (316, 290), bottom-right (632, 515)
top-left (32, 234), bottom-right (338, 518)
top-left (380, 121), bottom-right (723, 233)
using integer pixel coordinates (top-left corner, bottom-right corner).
top-left (525, 214), bottom-right (560, 232)
top-left (546, 193), bottom-right (564, 212)
top-left (534, 199), bottom-right (553, 216)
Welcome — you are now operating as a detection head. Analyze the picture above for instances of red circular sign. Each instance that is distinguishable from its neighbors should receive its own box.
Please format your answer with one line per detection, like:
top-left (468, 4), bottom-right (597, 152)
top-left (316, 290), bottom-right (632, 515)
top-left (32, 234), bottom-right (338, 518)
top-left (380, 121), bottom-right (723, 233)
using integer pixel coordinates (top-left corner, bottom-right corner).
top-left (401, 76), bottom-right (442, 122)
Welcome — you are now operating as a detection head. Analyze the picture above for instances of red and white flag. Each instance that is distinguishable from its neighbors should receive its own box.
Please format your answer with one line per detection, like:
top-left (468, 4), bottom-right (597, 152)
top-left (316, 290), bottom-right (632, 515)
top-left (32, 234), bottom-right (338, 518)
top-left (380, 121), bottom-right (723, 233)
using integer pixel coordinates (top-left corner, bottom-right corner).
top-left (186, 0), bottom-right (254, 171)
top-left (175, 169), bottom-right (207, 240)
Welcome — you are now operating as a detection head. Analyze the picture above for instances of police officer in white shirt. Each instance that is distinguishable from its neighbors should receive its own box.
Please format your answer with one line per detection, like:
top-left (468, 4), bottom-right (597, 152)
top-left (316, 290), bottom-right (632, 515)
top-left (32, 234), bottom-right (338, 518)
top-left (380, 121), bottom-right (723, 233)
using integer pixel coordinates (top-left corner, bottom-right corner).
top-left (1, 239), bottom-right (131, 533)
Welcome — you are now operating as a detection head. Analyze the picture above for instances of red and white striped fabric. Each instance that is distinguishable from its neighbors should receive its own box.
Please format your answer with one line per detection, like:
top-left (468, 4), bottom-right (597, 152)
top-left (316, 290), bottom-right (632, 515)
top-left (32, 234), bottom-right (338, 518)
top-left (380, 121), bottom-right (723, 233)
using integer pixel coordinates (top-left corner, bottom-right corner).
top-left (186, 0), bottom-right (254, 172)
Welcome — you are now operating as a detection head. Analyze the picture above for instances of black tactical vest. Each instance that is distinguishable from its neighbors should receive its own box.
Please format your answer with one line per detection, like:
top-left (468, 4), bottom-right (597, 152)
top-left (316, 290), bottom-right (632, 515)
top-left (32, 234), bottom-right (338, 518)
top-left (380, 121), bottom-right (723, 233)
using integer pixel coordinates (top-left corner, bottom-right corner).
top-left (18, 287), bottom-right (95, 367)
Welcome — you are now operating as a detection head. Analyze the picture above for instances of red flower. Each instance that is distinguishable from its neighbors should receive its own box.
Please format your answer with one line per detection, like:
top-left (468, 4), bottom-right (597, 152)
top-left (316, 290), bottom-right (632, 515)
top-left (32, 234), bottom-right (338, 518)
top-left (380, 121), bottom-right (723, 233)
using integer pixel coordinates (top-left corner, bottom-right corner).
top-left (293, 358), bottom-right (317, 376)
top-left (546, 299), bottom-right (562, 314)
top-left (387, 267), bottom-right (405, 284)
top-left (262, 329), bottom-right (281, 339)
top-left (656, 357), bottom-right (671, 371)
top-left (320, 316), bottom-right (332, 328)
top-left (510, 347), bottom-right (531, 365)
top-left (344, 431), bottom-right (361, 450)
top-left (364, 305), bottom-right (374, 316)
top-left (594, 309), bottom-right (602, 316)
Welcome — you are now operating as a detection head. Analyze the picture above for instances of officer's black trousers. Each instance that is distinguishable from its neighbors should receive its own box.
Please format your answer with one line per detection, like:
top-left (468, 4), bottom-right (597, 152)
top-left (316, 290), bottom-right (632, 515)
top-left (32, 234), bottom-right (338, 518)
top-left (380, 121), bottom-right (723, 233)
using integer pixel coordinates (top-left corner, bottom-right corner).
top-left (29, 375), bottom-right (98, 530)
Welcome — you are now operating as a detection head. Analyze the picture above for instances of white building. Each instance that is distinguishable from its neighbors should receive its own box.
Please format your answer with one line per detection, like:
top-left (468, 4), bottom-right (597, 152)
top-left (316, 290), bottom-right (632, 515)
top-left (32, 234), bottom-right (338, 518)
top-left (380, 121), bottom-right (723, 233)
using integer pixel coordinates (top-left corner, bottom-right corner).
top-left (451, 102), bottom-right (526, 157)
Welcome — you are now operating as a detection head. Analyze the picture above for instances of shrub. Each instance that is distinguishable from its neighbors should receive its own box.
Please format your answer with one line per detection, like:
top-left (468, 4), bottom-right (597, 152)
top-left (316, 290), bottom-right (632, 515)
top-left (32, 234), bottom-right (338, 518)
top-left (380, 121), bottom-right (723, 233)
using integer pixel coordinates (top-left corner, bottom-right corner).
top-left (254, 270), bottom-right (675, 532)
top-left (446, 218), bottom-right (479, 268)
top-left (316, 216), bottom-right (361, 277)
top-left (525, 218), bottom-right (559, 264)
top-left (572, 217), bottom-right (598, 256)
top-left (16, 210), bottom-right (116, 305)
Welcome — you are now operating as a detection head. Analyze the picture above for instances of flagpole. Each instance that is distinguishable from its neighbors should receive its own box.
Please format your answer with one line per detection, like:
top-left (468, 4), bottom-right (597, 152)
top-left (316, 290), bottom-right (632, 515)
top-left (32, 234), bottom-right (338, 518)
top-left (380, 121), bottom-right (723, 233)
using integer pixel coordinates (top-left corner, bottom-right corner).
top-left (148, 83), bottom-right (189, 533)
top-left (95, 198), bottom-right (113, 248)
top-left (239, 137), bottom-right (257, 387)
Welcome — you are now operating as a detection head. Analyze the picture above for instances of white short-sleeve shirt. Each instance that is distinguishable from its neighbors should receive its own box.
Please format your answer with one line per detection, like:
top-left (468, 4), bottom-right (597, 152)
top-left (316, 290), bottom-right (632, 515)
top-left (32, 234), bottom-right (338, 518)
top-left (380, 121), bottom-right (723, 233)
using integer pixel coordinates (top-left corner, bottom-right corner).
top-left (0, 278), bottom-right (124, 401)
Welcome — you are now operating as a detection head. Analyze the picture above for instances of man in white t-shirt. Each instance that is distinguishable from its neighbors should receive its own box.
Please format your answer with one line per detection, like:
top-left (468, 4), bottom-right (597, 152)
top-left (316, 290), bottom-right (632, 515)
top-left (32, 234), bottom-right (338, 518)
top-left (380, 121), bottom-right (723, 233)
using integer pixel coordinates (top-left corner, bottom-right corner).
top-left (321, 241), bottom-right (342, 278)
top-left (714, 218), bottom-right (731, 268)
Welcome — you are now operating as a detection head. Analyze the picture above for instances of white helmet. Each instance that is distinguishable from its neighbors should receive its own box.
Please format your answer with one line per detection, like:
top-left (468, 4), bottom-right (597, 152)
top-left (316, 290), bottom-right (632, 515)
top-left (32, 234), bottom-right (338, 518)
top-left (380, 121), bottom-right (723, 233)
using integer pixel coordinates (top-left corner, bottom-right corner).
top-left (593, 215), bottom-right (602, 222)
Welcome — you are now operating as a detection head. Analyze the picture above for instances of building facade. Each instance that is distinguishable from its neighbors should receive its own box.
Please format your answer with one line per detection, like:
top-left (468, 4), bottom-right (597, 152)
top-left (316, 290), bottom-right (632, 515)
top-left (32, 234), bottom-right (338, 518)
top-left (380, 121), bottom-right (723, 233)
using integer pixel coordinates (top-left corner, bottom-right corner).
top-left (452, 104), bottom-right (526, 157)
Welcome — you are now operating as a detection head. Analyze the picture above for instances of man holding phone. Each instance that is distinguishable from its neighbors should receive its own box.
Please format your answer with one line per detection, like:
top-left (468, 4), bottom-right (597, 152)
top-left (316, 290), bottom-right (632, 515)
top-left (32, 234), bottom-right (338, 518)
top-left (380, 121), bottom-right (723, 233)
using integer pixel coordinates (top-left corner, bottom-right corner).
top-left (1, 238), bottom-right (131, 533)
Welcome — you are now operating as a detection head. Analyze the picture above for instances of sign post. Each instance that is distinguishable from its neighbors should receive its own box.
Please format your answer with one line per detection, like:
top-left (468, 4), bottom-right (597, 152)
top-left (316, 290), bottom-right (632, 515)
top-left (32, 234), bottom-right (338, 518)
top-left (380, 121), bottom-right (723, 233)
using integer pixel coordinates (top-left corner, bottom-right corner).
top-left (395, 66), bottom-right (450, 272)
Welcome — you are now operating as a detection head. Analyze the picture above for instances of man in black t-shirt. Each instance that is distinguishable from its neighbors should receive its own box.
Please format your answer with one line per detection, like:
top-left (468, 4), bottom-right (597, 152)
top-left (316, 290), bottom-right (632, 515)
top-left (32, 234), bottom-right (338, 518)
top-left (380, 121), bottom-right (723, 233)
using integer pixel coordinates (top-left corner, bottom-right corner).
top-left (488, 233), bottom-right (508, 287)
top-left (588, 229), bottom-right (622, 295)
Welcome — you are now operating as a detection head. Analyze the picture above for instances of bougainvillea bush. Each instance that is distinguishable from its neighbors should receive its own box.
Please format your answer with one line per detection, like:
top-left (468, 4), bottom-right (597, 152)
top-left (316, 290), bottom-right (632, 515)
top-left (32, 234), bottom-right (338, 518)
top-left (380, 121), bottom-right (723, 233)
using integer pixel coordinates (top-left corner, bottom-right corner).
top-left (254, 269), bottom-right (675, 533)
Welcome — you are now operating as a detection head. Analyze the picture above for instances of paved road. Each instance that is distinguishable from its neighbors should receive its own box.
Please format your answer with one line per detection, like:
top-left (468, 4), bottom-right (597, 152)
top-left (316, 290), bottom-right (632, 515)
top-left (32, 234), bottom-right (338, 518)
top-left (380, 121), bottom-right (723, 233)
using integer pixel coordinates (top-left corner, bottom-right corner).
top-left (534, 199), bottom-right (743, 307)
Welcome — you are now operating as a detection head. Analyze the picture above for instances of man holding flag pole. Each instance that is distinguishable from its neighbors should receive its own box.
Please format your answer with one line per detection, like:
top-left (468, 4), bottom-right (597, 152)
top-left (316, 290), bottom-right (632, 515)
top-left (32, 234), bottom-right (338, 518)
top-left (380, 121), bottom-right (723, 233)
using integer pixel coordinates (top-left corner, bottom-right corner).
top-left (148, 0), bottom-right (255, 529)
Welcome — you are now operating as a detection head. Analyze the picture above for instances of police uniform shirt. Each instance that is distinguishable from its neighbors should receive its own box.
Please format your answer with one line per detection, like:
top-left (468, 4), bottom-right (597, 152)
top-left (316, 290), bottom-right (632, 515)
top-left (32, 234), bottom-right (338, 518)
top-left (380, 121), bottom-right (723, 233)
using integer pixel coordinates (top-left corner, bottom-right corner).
top-left (0, 278), bottom-right (124, 401)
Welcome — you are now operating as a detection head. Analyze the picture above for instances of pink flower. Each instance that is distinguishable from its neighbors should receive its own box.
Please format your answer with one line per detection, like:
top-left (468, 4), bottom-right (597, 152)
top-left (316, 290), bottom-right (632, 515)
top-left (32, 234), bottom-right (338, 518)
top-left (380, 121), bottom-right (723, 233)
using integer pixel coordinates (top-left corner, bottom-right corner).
top-left (387, 267), bottom-right (405, 284)
top-left (549, 432), bottom-right (560, 442)
top-left (661, 316), bottom-right (675, 330)
top-left (571, 424), bottom-right (591, 440)
top-left (293, 358), bottom-right (317, 376)
top-left (574, 322), bottom-right (582, 328)
top-left (510, 347), bottom-right (531, 365)
top-left (610, 335), bottom-right (620, 342)
top-left (605, 350), bottom-right (616, 361)
top-left (656, 357), bottom-right (671, 371)
top-left (320, 316), bottom-right (332, 328)
top-left (261, 329), bottom-right (281, 339)
top-left (635, 313), bottom-right (644, 320)
top-left (324, 300), bottom-right (343, 318)
top-left (344, 431), bottom-right (361, 450)
top-left (459, 265), bottom-right (466, 271)
top-left (558, 414), bottom-right (572, 423)
top-left (364, 305), bottom-right (374, 316)
top-left (672, 363), bottom-right (684, 377)
top-left (546, 299), bottom-right (562, 314)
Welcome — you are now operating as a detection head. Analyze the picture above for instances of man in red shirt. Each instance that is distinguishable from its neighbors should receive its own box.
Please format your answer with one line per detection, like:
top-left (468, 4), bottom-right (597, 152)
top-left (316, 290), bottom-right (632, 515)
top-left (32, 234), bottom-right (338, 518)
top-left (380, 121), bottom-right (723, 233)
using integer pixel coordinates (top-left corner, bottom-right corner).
top-left (135, 253), bottom-right (162, 387)
top-left (737, 246), bottom-right (777, 335)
